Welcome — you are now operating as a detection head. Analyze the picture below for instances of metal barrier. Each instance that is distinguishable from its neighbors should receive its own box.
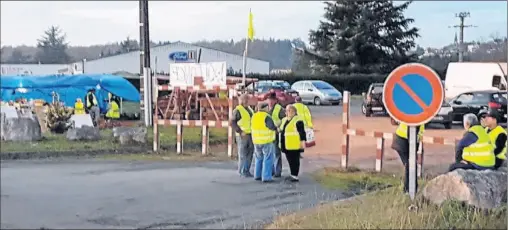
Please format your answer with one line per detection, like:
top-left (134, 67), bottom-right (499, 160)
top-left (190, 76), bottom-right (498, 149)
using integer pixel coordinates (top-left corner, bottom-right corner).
top-left (341, 91), bottom-right (459, 177)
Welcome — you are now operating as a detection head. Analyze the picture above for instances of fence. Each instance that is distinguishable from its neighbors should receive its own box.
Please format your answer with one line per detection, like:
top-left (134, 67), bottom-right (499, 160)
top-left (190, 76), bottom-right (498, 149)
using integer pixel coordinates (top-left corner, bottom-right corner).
top-left (151, 77), bottom-right (235, 156)
top-left (341, 91), bottom-right (459, 177)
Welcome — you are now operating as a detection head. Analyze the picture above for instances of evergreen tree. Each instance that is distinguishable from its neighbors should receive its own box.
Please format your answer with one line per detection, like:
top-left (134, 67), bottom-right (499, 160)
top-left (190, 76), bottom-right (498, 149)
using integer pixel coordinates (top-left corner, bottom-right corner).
top-left (308, 0), bottom-right (419, 74)
top-left (119, 36), bottom-right (139, 53)
top-left (35, 26), bottom-right (71, 64)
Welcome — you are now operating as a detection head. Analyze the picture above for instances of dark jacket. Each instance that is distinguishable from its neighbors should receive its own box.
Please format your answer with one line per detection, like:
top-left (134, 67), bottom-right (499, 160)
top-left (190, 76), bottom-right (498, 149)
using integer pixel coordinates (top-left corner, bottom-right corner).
top-left (391, 125), bottom-right (422, 154)
top-left (280, 117), bottom-right (306, 153)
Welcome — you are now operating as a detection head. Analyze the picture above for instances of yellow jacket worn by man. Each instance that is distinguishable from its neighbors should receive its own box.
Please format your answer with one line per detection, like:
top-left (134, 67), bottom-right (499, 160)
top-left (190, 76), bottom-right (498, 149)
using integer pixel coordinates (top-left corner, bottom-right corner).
top-left (106, 100), bottom-right (120, 119)
top-left (293, 97), bottom-right (313, 129)
top-left (74, 98), bottom-right (85, 115)
top-left (480, 109), bottom-right (507, 169)
top-left (449, 113), bottom-right (495, 171)
top-left (251, 103), bottom-right (278, 182)
top-left (232, 94), bottom-right (255, 177)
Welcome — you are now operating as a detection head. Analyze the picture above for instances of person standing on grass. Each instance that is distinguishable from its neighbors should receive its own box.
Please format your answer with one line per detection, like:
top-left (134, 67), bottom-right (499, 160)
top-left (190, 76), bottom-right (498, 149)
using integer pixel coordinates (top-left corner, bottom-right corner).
top-left (449, 113), bottom-right (495, 172)
top-left (391, 121), bottom-right (425, 193)
top-left (267, 92), bottom-right (286, 178)
top-left (279, 104), bottom-right (306, 182)
top-left (251, 103), bottom-right (278, 182)
top-left (231, 94), bottom-right (255, 177)
top-left (85, 88), bottom-right (100, 127)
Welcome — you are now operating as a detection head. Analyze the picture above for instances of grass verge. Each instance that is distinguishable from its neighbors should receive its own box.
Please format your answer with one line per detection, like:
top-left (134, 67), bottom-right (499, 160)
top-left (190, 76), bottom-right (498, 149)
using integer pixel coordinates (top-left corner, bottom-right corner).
top-left (267, 167), bottom-right (507, 229)
top-left (0, 126), bottom-right (228, 153)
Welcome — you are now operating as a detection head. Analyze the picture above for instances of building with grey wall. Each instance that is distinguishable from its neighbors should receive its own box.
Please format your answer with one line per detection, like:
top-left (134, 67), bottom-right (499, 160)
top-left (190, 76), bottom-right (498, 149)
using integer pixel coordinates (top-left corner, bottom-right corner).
top-left (72, 41), bottom-right (270, 75)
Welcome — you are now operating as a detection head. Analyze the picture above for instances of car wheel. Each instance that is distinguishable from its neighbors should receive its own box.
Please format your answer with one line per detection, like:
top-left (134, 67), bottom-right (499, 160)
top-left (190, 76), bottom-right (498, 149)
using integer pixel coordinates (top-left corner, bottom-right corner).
top-left (314, 97), bottom-right (321, 106)
top-left (361, 103), bottom-right (367, 114)
top-left (444, 122), bottom-right (452, 129)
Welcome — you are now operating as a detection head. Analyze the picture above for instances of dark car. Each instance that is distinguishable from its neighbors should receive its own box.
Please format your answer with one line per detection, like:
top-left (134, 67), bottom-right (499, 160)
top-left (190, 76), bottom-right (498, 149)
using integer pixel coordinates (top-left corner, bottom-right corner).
top-left (361, 83), bottom-right (386, 117)
top-left (250, 80), bottom-right (299, 107)
top-left (449, 90), bottom-right (507, 123)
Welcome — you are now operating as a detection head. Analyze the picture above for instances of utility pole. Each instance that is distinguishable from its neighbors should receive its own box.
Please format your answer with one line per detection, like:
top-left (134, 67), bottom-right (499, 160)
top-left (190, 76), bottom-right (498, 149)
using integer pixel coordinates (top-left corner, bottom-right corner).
top-left (449, 12), bottom-right (476, 62)
top-left (139, 0), bottom-right (152, 126)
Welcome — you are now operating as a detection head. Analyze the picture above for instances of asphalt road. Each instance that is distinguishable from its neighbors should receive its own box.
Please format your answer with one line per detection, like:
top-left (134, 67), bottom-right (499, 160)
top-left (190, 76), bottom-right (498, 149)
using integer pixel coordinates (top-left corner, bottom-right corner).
top-left (1, 159), bottom-right (345, 229)
top-left (308, 98), bottom-right (363, 118)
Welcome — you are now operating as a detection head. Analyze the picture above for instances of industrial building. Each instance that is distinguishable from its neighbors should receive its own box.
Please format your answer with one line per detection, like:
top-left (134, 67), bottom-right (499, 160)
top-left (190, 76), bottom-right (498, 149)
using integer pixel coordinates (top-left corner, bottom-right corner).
top-left (73, 41), bottom-right (270, 76)
top-left (0, 41), bottom-right (270, 76)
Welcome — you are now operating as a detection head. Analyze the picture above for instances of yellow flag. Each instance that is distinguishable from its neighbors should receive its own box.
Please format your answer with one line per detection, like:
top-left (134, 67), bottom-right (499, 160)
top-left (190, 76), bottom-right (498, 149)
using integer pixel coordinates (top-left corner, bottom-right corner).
top-left (248, 10), bottom-right (254, 41)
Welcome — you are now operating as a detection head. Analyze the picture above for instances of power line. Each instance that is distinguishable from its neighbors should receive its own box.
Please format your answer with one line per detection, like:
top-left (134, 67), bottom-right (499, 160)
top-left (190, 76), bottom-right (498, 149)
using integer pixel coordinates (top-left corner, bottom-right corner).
top-left (448, 12), bottom-right (477, 62)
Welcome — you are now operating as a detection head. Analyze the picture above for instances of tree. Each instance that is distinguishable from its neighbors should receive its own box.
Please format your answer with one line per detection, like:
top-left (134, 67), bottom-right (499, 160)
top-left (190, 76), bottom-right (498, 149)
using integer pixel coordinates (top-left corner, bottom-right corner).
top-left (308, 0), bottom-right (419, 74)
top-left (119, 36), bottom-right (139, 53)
top-left (7, 48), bottom-right (32, 64)
top-left (35, 26), bottom-right (71, 64)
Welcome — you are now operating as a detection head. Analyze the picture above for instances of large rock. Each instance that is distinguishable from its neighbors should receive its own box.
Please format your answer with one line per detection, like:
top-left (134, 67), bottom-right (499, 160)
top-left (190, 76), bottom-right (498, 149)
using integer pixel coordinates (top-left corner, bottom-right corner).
top-left (1, 113), bottom-right (42, 141)
top-left (112, 127), bottom-right (147, 145)
top-left (423, 169), bottom-right (507, 209)
top-left (66, 126), bottom-right (100, 141)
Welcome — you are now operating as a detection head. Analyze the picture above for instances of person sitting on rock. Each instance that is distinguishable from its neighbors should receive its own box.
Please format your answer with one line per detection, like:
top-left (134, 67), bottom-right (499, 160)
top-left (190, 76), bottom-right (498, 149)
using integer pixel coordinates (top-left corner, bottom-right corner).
top-left (479, 109), bottom-right (507, 170)
top-left (449, 113), bottom-right (495, 172)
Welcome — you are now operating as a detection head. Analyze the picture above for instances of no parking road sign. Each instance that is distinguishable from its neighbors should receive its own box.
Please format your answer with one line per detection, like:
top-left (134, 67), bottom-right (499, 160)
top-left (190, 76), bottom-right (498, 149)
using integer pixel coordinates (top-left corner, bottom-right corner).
top-left (383, 63), bottom-right (444, 126)
top-left (382, 63), bottom-right (443, 201)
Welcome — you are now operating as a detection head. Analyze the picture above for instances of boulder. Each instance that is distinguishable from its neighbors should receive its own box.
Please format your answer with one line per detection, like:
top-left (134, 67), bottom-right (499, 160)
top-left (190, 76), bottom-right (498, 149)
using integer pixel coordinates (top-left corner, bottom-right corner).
top-left (423, 169), bottom-right (507, 209)
top-left (112, 127), bottom-right (147, 145)
top-left (1, 112), bottom-right (42, 141)
top-left (66, 126), bottom-right (100, 141)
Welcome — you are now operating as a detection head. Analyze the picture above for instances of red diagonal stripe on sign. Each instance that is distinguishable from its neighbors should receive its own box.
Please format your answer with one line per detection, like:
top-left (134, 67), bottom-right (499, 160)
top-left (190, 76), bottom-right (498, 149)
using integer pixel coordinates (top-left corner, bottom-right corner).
top-left (396, 81), bottom-right (430, 111)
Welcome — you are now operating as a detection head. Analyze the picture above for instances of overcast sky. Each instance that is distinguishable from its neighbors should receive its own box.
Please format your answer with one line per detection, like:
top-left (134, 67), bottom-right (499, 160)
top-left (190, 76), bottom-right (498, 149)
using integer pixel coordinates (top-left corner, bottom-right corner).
top-left (1, 1), bottom-right (506, 48)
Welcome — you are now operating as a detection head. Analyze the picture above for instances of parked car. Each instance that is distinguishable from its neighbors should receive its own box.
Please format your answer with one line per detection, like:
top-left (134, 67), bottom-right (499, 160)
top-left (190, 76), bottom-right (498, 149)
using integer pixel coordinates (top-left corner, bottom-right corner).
top-left (248, 80), bottom-right (299, 107)
top-left (291, 80), bottom-right (342, 105)
top-left (390, 100), bottom-right (454, 129)
top-left (449, 90), bottom-right (507, 123)
top-left (361, 83), bottom-right (385, 117)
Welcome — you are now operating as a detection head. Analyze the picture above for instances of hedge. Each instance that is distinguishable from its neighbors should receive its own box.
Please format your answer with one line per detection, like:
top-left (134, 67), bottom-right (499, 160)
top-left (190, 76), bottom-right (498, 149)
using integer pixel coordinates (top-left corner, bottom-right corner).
top-left (127, 73), bottom-right (388, 96)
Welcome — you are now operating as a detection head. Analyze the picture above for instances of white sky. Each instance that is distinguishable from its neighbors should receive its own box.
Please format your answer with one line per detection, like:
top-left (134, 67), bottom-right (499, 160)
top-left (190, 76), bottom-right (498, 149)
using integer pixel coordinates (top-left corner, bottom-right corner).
top-left (1, 1), bottom-right (506, 48)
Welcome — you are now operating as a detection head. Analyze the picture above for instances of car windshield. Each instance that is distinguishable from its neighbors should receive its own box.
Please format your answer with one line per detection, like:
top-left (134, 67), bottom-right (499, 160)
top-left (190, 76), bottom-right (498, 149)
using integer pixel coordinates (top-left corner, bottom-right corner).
top-left (312, 81), bottom-right (334, 90)
top-left (371, 86), bottom-right (383, 94)
top-left (493, 92), bottom-right (507, 104)
top-left (274, 81), bottom-right (290, 89)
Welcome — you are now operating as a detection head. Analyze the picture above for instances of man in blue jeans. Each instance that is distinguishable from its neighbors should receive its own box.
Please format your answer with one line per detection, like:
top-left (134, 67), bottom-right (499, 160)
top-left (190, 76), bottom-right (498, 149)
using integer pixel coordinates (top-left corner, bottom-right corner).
top-left (251, 103), bottom-right (278, 182)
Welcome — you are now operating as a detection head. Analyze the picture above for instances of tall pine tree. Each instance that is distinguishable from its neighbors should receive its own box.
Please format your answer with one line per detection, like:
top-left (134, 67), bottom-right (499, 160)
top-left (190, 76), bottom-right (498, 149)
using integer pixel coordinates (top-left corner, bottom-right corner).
top-left (308, 0), bottom-right (419, 74)
top-left (36, 26), bottom-right (71, 64)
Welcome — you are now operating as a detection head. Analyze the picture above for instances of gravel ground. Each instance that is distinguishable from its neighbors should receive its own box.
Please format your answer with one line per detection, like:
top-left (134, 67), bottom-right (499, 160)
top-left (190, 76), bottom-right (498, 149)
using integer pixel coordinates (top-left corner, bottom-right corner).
top-left (0, 158), bottom-right (347, 229)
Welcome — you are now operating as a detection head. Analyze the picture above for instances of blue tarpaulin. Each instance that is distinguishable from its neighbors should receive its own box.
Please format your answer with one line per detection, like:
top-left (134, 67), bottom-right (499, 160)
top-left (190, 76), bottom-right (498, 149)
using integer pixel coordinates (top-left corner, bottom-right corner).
top-left (1, 74), bottom-right (140, 113)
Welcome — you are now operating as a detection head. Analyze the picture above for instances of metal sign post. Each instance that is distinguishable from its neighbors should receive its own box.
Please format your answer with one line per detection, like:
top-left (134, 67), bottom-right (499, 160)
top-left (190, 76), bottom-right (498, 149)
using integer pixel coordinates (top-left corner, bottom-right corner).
top-left (408, 126), bottom-right (417, 200)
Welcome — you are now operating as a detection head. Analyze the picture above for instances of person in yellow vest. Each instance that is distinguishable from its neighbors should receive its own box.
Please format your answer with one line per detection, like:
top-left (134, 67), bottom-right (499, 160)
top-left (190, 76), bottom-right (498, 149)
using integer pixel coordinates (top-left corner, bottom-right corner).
top-left (292, 96), bottom-right (313, 159)
top-left (231, 94), bottom-right (255, 177)
top-left (479, 109), bottom-right (507, 169)
top-left (74, 98), bottom-right (85, 115)
top-left (279, 104), bottom-right (306, 182)
top-left (449, 113), bottom-right (495, 172)
top-left (105, 96), bottom-right (121, 120)
top-left (267, 93), bottom-right (286, 177)
top-left (85, 88), bottom-right (100, 127)
top-left (390, 121), bottom-right (425, 193)
top-left (251, 102), bottom-right (278, 182)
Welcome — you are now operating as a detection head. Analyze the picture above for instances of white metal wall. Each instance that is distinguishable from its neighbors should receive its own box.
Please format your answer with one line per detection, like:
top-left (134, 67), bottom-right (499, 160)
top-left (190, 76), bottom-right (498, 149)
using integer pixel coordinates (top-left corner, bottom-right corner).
top-left (75, 42), bottom-right (270, 75)
top-left (0, 64), bottom-right (68, 76)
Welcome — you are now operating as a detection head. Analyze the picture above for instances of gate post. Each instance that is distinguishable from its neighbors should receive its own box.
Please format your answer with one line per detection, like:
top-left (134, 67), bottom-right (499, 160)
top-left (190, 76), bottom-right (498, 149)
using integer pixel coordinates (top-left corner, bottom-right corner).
top-left (341, 91), bottom-right (350, 168)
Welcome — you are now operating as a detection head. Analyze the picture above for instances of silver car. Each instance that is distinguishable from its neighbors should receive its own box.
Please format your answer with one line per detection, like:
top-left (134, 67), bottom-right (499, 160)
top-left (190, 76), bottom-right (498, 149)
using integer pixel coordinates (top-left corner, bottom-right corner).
top-left (291, 80), bottom-right (342, 105)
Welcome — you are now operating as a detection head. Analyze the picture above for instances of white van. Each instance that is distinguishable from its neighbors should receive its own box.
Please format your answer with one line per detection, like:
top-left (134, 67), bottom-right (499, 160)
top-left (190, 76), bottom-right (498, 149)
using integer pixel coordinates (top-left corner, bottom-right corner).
top-left (444, 62), bottom-right (507, 99)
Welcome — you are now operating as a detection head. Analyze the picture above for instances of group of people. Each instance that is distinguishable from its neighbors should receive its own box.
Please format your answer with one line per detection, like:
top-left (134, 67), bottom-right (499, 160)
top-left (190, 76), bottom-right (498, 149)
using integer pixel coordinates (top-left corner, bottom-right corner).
top-left (392, 109), bottom-right (507, 193)
top-left (75, 88), bottom-right (121, 126)
top-left (231, 93), bottom-right (313, 183)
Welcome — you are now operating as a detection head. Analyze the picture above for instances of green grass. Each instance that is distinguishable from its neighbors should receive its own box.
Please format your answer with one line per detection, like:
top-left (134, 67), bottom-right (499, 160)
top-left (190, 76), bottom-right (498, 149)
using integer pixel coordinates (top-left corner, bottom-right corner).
top-left (0, 126), bottom-right (228, 153)
top-left (267, 167), bottom-right (507, 229)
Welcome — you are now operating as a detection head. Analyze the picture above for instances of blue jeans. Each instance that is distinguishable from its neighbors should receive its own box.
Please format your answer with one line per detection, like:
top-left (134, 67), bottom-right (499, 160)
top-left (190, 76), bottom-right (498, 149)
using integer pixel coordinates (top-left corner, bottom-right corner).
top-left (254, 142), bottom-right (275, 181)
top-left (236, 135), bottom-right (254, 176)
top-left (273, 136), bottom-right (282, 177)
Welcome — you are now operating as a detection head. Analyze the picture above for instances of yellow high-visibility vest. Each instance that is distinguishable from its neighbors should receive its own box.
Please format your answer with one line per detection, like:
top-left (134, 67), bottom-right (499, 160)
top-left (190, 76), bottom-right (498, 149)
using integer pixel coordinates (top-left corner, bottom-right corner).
top-left (463, 125), bottom-right (495, 168)
top-left (251, 111), bottom-right (276, 145)
top-left (74, 101), bottom-right (85, 114)
top-left (280, 115), bottom-right (302, 150)
top-left (395, 123), bottom-right (425, 141)
top-left (487, 126), bottom-right (507, 160)
top-left (106, 101), bottom-right (120, 119)
top-left (271, 104), bottom-right (283, 127)
top-left (235, 105), bottom-right (253, 136)
top-left (293, 102), bottom-right (313, 128)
